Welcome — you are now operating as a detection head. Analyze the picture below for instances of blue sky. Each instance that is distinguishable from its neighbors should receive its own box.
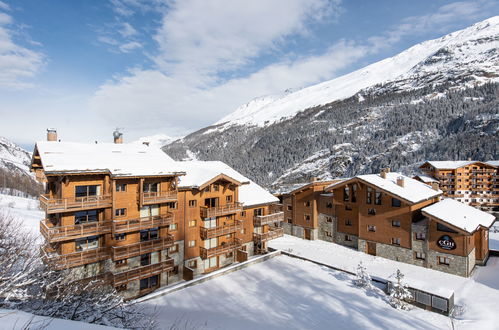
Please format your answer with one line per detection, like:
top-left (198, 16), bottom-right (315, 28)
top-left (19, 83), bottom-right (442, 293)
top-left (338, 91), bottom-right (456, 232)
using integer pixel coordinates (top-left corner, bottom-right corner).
top-left (0, 0), bottom-right (498, 148)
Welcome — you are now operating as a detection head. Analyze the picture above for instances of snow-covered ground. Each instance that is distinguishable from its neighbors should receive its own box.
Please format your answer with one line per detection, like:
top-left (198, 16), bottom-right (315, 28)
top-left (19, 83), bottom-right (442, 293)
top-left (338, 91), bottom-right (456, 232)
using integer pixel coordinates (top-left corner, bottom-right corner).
top-left (0, 193), bottom-right (43, 237)
top-left (140, 255), bottom-right (450, 330)
top-left (490, 221), bottom-right (499, 251)
top-left (0, 309), bottom-right (116, 330)
top-left (269, 235), bottom-right (499, 329)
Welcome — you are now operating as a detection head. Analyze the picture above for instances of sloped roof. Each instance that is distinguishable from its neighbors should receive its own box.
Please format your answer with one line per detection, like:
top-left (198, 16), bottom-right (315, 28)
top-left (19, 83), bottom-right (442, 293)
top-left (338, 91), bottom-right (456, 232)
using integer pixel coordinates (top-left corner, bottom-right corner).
top-left (414, 174), bottom-right (439, 183)
top-left (176, 161), bottom-right (278, 207)
top-left (34, 141), bottom-right (183, 177)
top-left (326, 172), bottom-right (442, 204)
top-left (485, 160), bottom-right (499, 167)
top-left (421, 160), bottom-right (497, 170)
top-left (422, 199), bottom-right (496, 234)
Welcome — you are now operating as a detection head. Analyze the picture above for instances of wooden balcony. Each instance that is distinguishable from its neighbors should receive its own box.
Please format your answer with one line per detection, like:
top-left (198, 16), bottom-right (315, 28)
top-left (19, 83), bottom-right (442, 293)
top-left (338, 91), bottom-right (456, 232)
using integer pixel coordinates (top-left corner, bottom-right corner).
top-left (200, 202), bottom-right (243, 218)
top-left (200, 220), bottom-right (243, 240)
top-left (112, 235), bottom-right (174, 261)
top-left (42, 245), bottom-right (110, 270)
top-left (39, 194), bottom-right (112, 214)
top-left (200, 238), bottom-right (242, 259)
top-left (253, 228), bottom-right (284, 244)
top-left (112, 258), bottom-right (174, 286)
top-left (253, 212), bottom-right (284, 227)
top-left (141, 191), bottom-right (178, 205)
top-left (40, 219), bottom-right (111, 243)
top-left (112, 213), bottom-right (174, 234)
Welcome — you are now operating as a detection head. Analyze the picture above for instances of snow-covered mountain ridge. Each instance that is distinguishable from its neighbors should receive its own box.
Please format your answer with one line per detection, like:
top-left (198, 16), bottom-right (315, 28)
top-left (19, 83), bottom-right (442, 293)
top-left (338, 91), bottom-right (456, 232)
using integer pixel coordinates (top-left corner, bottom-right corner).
top-left (0, 136), bottom-right (32, 176)
top-left (215, 16), bottom-right (499, 129)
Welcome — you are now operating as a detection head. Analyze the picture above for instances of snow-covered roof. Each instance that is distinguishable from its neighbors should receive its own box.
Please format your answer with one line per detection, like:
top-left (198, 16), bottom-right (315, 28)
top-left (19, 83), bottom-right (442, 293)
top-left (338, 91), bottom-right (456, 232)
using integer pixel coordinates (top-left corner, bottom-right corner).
top-left (485, 160), bottom-right (499, 167)
top-left (289, 179), bottom-right (344, 195)
top-left (327, 172), bottom-right (442, 204)
top-left (414, 174), bottom-right (438, 183)
top-left (176, 161), bottom-right (278, 207)
top-left (422, 199), bottom-right (496, 234)
top-left (35, 141), bottom-right (184, 177)
top-left (422, 160), bottom-right (498, 170)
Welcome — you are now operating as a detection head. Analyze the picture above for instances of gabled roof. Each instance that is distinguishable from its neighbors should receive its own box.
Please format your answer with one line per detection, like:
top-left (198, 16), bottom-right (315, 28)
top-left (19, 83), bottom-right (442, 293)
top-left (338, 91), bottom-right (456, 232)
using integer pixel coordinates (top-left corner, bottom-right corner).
top-left (420, 160), bottom-right (497, 170)
top-left (326, 172), bottom-right (442, 204)
top-left (176, 161), bottom-right (278, 207)
top-left (422, 199), bottom-right (496, 234)
top-left (32, 141), bottom-right (184, 177)
top-left (289, 179), bottom-right (344, 195)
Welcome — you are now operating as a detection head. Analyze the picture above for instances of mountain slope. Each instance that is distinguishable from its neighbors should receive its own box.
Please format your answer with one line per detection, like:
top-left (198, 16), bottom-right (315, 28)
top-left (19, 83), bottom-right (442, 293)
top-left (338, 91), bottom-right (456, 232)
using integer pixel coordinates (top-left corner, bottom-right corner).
top-left (164, 17), bottom-right (499, 189)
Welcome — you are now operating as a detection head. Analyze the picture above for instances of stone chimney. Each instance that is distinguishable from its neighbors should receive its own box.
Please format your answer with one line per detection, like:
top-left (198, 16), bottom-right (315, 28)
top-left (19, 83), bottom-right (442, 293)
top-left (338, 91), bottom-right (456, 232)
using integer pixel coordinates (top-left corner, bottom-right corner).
top-left (113, 129), bottom-right (123, 144)
top-left (431, 182), bottom-right (440, 191)
top-left (380, 169), bottom-right (387, 179)
top-left (396, 176), bottom-right (405, 187)
top-left (310, 177), bottom-right (317, 183)
top-left (47, 128), bottom-right (57, 141)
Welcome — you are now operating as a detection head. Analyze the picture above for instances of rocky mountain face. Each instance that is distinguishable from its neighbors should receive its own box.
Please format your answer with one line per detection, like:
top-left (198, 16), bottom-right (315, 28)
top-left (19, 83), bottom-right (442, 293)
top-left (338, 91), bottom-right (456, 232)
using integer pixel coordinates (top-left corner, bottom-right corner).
top-left (163, 17), bottom-right (499, 190)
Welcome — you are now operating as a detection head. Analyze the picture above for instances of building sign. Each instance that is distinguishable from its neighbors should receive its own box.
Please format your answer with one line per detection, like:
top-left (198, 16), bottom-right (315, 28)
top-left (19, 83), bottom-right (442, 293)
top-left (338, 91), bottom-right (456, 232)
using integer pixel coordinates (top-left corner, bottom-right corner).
top-left (437, 235), bottom-right (456, 250)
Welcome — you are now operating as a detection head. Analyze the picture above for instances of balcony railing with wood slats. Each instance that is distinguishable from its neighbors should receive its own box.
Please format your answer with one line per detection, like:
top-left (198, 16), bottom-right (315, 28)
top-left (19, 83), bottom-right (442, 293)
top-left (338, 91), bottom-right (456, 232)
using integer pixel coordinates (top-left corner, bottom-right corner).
top-left (112, 258), bottom-right (174, 286)
top-left (253, 212), bottom-right (284, 227)
top-left (112, 213), bottom-right (174, 234)
top-left (200, 202), bottom-right (243, 218)
top-left (253, 228), bottom-right (284, 244)
top-left (39, 194), bottom-right (112, 214)
top-left (42, 245), bottom-right (110, 270)
top-left (141, 191), bottom-right (178, 205)
top-left (200, 238), bottom-right (242, 259)
top-left (112, 235), bottom-right (174, 261)
top-left (40, 219), bottom-right (111, 243)
top-left (200, 220), bottom-right (243, 240)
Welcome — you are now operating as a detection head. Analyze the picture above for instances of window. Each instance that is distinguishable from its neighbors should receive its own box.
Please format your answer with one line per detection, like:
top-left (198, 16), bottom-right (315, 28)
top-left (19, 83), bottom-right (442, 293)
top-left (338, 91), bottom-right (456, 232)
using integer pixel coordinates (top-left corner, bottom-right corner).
top-left (287, 205), bottom-right (292, 211)
top-left (115, 208), bottom-right (126, 217)
top-left (366, 187), bottom-right (372, 204)
top-left (437, 223), bottom-right (458, 233)
top-left (391, 220), bottom-right (401, 227)
top-left (326, 217), bottom-right (333, 223)
top-left (391, 238), bottom-right (401, 246)
top-left (240, 211), bottom-right (246, 217)
top-left (115, 259), bottom-right (127, 267)
top-left (253, 208), bottom-right (263, 216)
top-left (140, 253), bottom-right (151, 266)
top-left (188, 240), bottom-right (196, 247)
top-left (189, 200), bottom-right (197, 207)
top-left (140, 228), bottom-right (158, 241)
top-left (325, 231), bottom-right (333, 237)
top-left (345, 205), bottom-right (352, 211)
top-left (140, 204), bottom-right (159, 218)
top-left (204, 186), bottom-right (211, 193)
top-left (367, 225), bottom-right (376, 232)
top-left (343, 186), bottom-right (350, 202)
top-left (75, 210), bottom-right (98, 224)
top-left (116, 183), bottom-right (127, 192)
top-left (415, 232), bottom-right (426, 240)
top-left (391, 198), bottom-right (401, 207)
top-left (351, 184), bottom-right (357, 203)
top-left (166, 202), bottom-right (177, 209)
top-left (345, 235), bottom-right (352, 241)
top-left (114, 233), bottom-right (126, 241)
top-left (188, 220), bottom-right (197, 227)
top-left (75, 236), bottom-right (99, 251)
top-left (187, 260), bottom-right (197, 268)
top-left (375, 191), bottom-right (382, 205)
top-left (75, 185), bottom-right (99, 197)
top-left (304, 201), bottom-right (311, 207)
top-left (368, 208), bottom-right (376, 215)
top-left (213, 184), bottom-right (219, 192)
top-left (226, 195), bottom-right (233, 203)
top-left (116, 284), bottom-right (127, 292)
top-left (169, 244), bottom-right (179, 253)
top-left (169, 223), bottom-right (178, 231)
top-left (140, 275), bottom-right (158, 290)
top-left (304, 214), bottom-right (311, 221)
top-left (438, 256), bottom-right (450, 265)
top-left (345, 219), bottom-right (352, 226)
top-left (287, 218), bottom-right (292, 224)
top-left (415, 252), bottom-right (426, 260)
top-left (326, 202), bottom-right (333, 208)
top-left (143, 182), bottom-right (158, 193)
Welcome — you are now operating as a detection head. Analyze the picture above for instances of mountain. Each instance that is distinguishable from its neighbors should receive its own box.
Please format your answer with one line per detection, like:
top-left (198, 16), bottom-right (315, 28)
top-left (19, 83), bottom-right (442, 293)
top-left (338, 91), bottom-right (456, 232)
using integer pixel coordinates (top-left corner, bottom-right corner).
top-left (163, 17), bottom-right (499, 189)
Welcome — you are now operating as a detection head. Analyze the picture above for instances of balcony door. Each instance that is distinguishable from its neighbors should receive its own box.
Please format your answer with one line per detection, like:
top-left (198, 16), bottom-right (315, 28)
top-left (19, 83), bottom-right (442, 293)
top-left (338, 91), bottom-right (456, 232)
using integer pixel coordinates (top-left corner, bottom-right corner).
top-left (203, 218), bottom-right (216, 229)
top-left (140, 205), bottom-right (159, 218)
top-left (143, 182), bottom-right (159, 193)
top-left (74, 210), bottom-right (98, 225)
top-left (205, 197), bottom-right (219, 208)
top-left (203, 256), bottom-right (218, 271)
top-left (75, 185), bottom-right (100, 198)
top-left (75, 235), bottom-right (99, 251)
top-left (204, 237), bottom-right (217, 249)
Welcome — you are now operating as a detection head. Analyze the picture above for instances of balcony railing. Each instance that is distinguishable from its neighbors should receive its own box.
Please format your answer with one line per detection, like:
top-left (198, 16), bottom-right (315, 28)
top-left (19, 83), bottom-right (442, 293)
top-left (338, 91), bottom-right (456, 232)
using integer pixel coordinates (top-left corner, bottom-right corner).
top-left (253, 228), bottom-right (284, 243)
top-left (200, 202), bottom-right (243, 218)
top-left (141, 191), bottom-right (178, 205)
top-left (200, 220), bottom-right (243, 240)
top-left (39, 194), bottom-right (112, 214)
top-left (40, 219), bottom-right (111, 243)
top-left (253, 212), bottom-right (284, 227)
top-left (112, 235), bottom-right (174, 261)
top-left (112, 258), bottom-right (174, 286)
top-left (112, 213), bottom-right (174, 234)
top-left (42, 245), bottom-right (110, 270)
top-left (200, 238), bottom-right (242, 259)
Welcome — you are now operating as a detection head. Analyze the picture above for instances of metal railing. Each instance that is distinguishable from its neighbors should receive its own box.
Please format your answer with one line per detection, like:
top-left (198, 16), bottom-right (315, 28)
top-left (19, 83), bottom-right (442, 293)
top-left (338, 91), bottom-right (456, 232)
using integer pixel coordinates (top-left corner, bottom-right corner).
top-left (200, 220), bottom-right (243, 240)
top-left (200, 238), bottom-right (242, 259)
top-left (253, 228), bottom-right (284, 243)
top-left (112, 235), bottom-right (174, 260)
top-left (200, 202), bottom-right (243, 218)
top-left (40, 219), bottom-right (111, 243)
top-left (142, 191), bottom-right (178, 204)
top-left (39, 194), bottom-right (112, 214)
top-left (112, 213), bottom-right (174, 234)
top-left (112, 258), bottom-right (174, 286)
top-left (253, 212), bottom-right (284, 227)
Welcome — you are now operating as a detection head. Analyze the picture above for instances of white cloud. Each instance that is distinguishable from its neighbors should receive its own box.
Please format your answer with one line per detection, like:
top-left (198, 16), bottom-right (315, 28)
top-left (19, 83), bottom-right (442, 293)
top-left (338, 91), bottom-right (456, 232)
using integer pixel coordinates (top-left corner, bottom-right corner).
top-left (119, 41), bottom-right (142, 52)
top-left (0, 1), bottom-right (9, 11)
top-left (119, 22), bottom-right (138, 37)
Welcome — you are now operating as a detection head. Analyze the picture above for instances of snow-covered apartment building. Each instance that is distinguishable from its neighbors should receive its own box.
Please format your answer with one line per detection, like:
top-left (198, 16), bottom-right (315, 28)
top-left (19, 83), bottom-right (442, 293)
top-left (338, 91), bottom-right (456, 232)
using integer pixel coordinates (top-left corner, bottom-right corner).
top-left (281, 168), bottom-right (495, 277)
top-left (416, 160), bottom-right (499, 212)
top-left (30, 130), bottom-right (283, 299)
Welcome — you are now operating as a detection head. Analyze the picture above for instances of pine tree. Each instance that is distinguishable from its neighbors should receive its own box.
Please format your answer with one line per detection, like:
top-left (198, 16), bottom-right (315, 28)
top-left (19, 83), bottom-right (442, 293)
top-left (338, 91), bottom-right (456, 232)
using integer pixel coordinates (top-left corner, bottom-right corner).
top-left (389, 269), bottom-right (413, 310)
top-left (354, 261), bottom-right (373, 290)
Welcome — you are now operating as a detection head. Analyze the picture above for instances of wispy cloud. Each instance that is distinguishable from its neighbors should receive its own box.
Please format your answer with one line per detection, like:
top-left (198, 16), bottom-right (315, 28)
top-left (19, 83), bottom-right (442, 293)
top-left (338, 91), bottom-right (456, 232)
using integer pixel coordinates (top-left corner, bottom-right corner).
top-left (0, 1), bottom-right (9, 11)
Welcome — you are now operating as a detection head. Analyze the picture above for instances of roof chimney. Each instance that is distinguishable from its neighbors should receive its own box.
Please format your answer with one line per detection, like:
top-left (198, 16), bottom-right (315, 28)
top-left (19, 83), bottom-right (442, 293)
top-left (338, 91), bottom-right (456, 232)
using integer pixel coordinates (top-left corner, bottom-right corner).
top-left (310, 177), bottom-right (317, 183)
top-left (380, 169), bottom-right (387, 179)
top-left (431, 182), bottom-right (440, 191)
top-left (47, 128), bottom-right (57, 142)
top-left (396, 176), bottom-right (405, 187)
top-left (113, 129), bottom-right (123, 144)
